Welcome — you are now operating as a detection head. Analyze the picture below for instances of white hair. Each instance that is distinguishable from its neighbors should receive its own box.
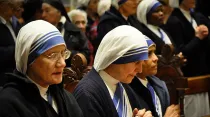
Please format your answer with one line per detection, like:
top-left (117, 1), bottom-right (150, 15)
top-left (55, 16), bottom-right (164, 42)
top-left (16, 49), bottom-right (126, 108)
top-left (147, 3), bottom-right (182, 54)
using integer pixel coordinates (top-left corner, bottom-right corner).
top-left (68, 9), bottom-right (88, 25)
top-left (77, 0), bottom-right (90, 8)
top-left (97, 0), bottom-right (111, 16)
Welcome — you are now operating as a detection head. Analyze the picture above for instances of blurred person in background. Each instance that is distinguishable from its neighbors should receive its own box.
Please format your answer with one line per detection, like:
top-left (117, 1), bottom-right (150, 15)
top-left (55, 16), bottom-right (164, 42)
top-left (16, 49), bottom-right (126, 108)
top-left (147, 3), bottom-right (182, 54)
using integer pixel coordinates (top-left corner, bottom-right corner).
top-left (68, 9), bottom-right (94, 66)
top-left (97, 0), bottom-right (111, 17)
top-left (42, 0), bottom-right (90, 67)
top-left (94, 0), bottom-right (143, 54)
top-left (164, 0), bottom-right (210, 116)
top-left (12, 0), bottom-right (24, 34)
top-left (0, 0), bottom-right (21, 86)
top-left (77, 0), bottom-right (100, 41)
top-left (22, 0), bottom-right (43, 24)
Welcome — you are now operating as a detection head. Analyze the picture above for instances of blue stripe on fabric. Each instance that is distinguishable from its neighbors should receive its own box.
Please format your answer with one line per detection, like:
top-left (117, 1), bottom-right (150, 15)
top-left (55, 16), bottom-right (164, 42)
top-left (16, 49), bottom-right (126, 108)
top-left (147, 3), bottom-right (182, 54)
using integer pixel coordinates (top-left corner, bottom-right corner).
top-left (123, 47), bottom-right (148, 57)
top-left (28, 35), bottom-right (65, 65)
top-left (150, 2), bottom-right (162, 13)
top-left (147, 2), bottom-right (162, 20)
top-left (146, 39), bottom-right (154, 47)
top-left (124, 46), bottom-right (147, 55)
top-left (113, 51), bottom-right (148, 64)
top-left (30, 31), bottom-right (60, 52)
top-left (112, 83), bottom-right (124, 117)
top-left (30, 33), bottom-right (62, 54)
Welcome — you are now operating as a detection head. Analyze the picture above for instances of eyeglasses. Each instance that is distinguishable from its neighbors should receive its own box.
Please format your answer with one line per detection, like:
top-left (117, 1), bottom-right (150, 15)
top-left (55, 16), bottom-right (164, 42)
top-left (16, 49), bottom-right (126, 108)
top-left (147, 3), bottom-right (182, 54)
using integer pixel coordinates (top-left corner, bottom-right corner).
top-left (44, 50), bottom-right (71, 61)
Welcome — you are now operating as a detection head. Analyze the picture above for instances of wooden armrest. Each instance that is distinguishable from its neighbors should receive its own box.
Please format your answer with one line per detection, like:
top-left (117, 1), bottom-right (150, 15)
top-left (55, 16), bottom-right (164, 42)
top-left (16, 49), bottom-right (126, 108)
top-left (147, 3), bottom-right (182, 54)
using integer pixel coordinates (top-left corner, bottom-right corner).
top-left (185, 75), bottom-right (210, 95)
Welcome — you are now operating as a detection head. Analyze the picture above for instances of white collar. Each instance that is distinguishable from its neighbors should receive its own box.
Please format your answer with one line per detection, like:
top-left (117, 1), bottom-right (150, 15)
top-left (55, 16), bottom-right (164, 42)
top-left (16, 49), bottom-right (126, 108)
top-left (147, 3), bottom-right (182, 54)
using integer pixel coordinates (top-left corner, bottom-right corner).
top-left (179, 7), bottom-right (190, 15)
top-left (59, 16), bottom-right (66, 25)
top-left (0, 16), bottom-right (7, 24)
top-left (137, 76), bottom-right (148, 87)
top-left (27, 76), bottom-right (48, 97)
top-left (122, 14), bottom-right (128, 21)
top-left (99, 70), bottom-right (119, 85)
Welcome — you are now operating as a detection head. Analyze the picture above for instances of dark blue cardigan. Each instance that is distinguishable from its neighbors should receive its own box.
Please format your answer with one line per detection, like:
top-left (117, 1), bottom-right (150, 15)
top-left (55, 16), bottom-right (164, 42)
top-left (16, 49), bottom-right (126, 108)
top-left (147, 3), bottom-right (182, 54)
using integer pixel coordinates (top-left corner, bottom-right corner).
top-left (73, 68), bottom-right (149, 117)
top-left (130, 76), bottom-right (170, 117)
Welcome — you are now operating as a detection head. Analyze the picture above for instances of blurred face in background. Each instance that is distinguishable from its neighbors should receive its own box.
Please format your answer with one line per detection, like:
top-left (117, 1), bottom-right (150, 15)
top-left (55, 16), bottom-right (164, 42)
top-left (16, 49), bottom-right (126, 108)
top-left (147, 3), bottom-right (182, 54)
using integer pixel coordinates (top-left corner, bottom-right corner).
top-left (42, 3), bottom-right (61, 26)
top-left (0, 0), bottom-right (17, 21)
top-left (148, 5), bottom-right (164, 26)
top-left (72, 14), bottom-right (87, 33)
top-left (119, 0), bottom-right (141, 17)
top-left (87, 0), bottom-right (99, 14)
top-left (14, 0), bottom-right (24, 19)
top-left (180, 0), bottom-right (195, 10)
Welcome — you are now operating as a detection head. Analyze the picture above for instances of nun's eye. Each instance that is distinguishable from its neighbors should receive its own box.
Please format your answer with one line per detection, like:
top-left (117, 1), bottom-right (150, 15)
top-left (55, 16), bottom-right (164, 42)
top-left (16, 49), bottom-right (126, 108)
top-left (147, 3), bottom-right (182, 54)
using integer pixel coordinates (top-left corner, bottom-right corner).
top-left (44, 50), bottom-right (71, 61)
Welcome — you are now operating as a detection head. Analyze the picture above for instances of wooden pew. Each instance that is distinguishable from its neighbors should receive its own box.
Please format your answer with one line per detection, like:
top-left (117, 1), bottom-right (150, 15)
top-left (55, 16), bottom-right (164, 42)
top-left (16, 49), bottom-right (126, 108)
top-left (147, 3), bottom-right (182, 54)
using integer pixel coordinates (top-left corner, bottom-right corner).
top-left (63, 53), bottom-right (91, 93)
top-left (63, 44), bottom-right (210, 116)
top-left (156, 44), bottom-right (210, 117)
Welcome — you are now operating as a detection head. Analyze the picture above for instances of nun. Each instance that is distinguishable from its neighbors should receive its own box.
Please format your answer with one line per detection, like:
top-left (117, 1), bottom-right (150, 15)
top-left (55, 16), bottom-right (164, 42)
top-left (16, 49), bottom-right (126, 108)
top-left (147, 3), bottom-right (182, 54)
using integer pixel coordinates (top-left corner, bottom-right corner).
top-left (136, 0), bottom-right (175, 55)
top-left (164, 0), bottom-right (210, 76)
top-left (73, 25), bottom-right (152, 117)
top-left (164, 0), bottom-right (210, 116)
top-left (130, 36), bottom-right (180, 117)
top-left (0, 20), bottom-right (83, 117)
top-left (42, 0), bottom-right (90, 67)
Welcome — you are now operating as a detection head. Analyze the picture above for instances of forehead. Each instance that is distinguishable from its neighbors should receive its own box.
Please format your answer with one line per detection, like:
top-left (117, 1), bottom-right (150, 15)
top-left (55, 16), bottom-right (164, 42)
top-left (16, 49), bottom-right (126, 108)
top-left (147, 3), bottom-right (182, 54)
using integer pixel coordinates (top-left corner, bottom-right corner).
top-left (42, 45), bottom-right (66, 55)
top-left (42, 3), bottom-right (56, 10)
top-left (73, 14), bottom-right (86, 20)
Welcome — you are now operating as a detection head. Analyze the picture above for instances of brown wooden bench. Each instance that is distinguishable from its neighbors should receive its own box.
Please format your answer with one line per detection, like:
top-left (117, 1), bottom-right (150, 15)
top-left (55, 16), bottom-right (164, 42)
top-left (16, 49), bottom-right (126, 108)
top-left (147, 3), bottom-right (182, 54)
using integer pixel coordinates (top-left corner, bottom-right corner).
top-left (63, 53), bottom-right (91, 93)
top-left (156, 44), bottom-right (210, 117)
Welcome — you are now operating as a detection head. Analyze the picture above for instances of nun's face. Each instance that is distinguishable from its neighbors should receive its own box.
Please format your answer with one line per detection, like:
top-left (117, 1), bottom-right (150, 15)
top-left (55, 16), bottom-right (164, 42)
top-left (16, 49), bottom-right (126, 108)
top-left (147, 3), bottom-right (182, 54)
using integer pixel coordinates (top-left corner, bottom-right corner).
top-left (42, 3), bottom-right (61, 26)
top-left (119, 0), bottom-right (141, 17)
top-left (148, 6), bottom-right (164, 26)
top-left (27, 45), bottom-right (66, 88)
top-left (108, 61), bottom-right (143, 83)
top-left (139, 45), bottom-right (158, 76)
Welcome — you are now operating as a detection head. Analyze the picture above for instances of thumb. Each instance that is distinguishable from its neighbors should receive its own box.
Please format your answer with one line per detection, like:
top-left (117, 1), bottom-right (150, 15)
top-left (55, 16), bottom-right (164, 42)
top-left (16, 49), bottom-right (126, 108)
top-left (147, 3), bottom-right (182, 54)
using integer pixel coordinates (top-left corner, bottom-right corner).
top-left (132, 108), bottom-right (139, 117)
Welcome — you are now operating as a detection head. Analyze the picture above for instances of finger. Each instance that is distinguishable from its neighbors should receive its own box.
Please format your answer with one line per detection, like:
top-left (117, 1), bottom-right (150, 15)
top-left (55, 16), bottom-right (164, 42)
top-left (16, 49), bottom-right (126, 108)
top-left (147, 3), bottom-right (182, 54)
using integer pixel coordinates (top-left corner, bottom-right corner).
top-left (143, 111), bottom-right (152, 117)
top-left (138, 108), bottom-right (146, 116)
top-left (133, 108), bottom-right (139, 117)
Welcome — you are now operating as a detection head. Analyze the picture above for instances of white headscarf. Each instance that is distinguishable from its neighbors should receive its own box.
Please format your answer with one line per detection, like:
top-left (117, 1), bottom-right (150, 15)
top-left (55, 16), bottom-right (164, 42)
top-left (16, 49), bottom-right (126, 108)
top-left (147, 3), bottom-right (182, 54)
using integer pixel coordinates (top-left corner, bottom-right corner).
top-left (145, 35), bottom-right (155, 47)
top-left (15, 20), bottom-right (66, 75)
top-left (137, 0), bottom-right (172, 44)
top-left (169, 0), bottom-right (179, 8)
top-left (137, 0), bottom-right (161, 25)
top-left (94, 25), bottom-right (148, 72)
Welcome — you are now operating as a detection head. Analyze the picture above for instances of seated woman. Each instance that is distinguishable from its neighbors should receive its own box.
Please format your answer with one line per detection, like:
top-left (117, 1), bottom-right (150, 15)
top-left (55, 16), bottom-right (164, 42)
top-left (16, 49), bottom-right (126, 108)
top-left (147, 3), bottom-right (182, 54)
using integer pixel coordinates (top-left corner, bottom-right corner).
top-left (130, 36), bottom-right (180, 117)
top-left (0, 20), bottom-right (83, 117)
